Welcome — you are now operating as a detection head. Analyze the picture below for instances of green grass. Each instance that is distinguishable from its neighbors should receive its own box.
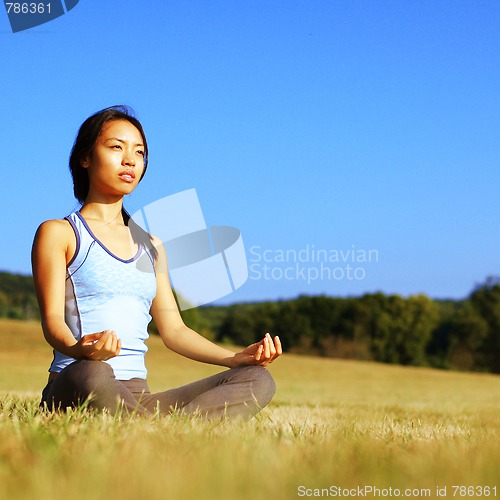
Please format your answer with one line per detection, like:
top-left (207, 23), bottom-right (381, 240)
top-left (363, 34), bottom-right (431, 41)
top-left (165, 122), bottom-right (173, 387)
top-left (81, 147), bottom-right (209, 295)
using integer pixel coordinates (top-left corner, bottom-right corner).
top-left (1, 319), bottom-right (499, 499)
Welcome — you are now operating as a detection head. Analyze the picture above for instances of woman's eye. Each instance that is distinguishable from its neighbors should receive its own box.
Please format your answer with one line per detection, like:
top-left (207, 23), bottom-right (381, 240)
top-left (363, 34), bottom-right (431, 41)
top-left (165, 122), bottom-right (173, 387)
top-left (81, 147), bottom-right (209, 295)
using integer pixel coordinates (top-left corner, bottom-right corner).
top-left (137, 150), bottom-right (144, 156)
top-left (112, 145), bottom-right (122, 150)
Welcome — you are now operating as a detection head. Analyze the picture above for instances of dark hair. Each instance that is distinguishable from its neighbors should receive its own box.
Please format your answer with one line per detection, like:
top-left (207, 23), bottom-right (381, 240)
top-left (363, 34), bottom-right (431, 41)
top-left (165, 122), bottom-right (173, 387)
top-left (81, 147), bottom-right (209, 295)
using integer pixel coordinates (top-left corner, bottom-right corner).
top-left (69, 105), bottom-right (148, 203)
top-left (69, 105), bottom-right (157, 260)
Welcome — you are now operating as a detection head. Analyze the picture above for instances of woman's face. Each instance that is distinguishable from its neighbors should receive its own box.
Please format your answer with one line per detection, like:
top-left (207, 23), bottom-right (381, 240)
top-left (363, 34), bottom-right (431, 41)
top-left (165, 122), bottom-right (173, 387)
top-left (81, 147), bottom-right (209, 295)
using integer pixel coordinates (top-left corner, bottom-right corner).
top-left (82, 119), bottom-right (146, 200)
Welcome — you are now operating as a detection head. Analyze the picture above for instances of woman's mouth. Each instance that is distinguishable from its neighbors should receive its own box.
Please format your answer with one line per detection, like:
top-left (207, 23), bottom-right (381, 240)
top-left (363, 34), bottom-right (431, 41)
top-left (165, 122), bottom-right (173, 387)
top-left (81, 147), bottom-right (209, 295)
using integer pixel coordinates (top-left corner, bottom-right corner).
top-left (119, 170), bottom-right (135, 183)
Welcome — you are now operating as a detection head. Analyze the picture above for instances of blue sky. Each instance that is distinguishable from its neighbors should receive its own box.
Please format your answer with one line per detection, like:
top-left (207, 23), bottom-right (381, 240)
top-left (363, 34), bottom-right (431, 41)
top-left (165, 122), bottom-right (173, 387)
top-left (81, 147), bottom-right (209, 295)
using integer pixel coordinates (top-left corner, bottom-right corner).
top-left (0, 0), bottom-right (499, 304)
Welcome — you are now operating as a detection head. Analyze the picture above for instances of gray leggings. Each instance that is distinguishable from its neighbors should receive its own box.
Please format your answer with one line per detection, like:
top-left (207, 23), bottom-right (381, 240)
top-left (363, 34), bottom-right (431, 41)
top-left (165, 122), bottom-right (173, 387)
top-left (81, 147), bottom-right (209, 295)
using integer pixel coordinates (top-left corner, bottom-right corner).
top-left (41, 360), bottom-right (276, 419)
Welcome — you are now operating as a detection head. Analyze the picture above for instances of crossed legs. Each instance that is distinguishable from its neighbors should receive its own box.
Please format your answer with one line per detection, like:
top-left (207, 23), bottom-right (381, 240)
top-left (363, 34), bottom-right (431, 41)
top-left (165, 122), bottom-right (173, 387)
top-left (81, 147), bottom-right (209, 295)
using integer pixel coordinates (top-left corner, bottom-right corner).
top-left (41, 359), bottom-right (276, 419)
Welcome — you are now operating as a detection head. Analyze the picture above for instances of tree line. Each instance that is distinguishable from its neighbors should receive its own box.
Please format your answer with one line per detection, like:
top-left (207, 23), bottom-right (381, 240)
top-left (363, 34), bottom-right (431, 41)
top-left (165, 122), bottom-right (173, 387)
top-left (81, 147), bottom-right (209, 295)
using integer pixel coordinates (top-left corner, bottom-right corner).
top-left (1, 271), bottom-right (499, 373)
top-left (0, 272), bottom-right (39, 320)
top-left (208, 276), bottom-right (500, 373)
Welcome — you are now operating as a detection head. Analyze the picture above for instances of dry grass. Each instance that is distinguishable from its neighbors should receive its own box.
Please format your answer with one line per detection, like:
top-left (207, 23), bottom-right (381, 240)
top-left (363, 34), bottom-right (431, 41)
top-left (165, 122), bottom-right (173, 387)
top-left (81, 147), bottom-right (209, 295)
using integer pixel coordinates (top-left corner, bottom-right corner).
top-left (0, 319), bottom-right (499, 499)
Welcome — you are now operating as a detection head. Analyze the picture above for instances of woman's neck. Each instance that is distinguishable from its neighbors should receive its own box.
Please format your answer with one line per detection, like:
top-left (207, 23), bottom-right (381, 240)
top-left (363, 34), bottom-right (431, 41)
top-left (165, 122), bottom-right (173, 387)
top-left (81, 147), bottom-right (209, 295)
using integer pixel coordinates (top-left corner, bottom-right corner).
top-left (79, 200), bottom-right (125, 226)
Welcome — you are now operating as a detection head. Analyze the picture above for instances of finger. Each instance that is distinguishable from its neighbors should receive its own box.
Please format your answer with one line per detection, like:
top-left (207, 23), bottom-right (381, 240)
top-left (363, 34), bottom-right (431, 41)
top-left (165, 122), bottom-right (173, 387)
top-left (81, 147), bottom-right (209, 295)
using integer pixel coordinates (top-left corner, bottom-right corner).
top-left (266, 333), bottom-right (277, 356)
top-left (274, 336), bottom-right (282, 356)
top-left (81, 332), bottom-right (104, 344)
top-left (103, 331), bottom-right (119, 354)
top-left (107, 334), bottom-right (119, 354)
top-left (254, 344), bottom-right (264, 362)
top-left (90, 331), bottom-right (106, 350)
top-left (111, 335), bottom-right (120, 355)
top-left (101, 334), bottom-right (114, 354)
top-left (93, 330), bottom-right (110, 349)
top-left (262, 336), bottom-right (271, 359)
top-left (95, 330), bottom-right (117, 353)
top-left (264, 335), bottom-right (282, 364)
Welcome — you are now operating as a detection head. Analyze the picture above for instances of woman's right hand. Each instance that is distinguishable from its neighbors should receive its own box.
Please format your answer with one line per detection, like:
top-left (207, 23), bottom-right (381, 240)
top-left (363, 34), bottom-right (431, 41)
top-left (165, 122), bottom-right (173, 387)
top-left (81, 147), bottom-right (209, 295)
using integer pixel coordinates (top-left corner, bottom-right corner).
top-left (71, 330), bottom-right (122, 361)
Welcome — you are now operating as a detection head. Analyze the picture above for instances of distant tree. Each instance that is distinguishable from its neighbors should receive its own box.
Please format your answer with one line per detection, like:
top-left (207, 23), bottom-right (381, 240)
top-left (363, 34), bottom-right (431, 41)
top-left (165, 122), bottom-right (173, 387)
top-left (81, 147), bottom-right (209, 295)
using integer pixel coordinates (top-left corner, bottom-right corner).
top-left (426, 302), bottom-right (458, 370)
top-left (315, 298), bottom-right (372, 359)
top-left (404, 294), bottom-right (440, 365)
top-left (217, 304), bottom-right (267, 346)
top-left (360, 293), bottom-right (398, 363)
top-left (0, 272), bottom-right (39, 319)
top-left (0, 290), bottom-right (9, 317)
top-left (274, 299), bottom-right (314, 354)
top-left (336, 297), bottom-right (372, 342)
top-left (449, 303), bottom-right (489, 371)
top-left (297, 296), bottom-right (339, 336)
top-left (363, 293), bottom-right (439, 366)
top-left (254, 302), bottom-right (280, 340)
top-left (470, 276), bottom-right (500, 372)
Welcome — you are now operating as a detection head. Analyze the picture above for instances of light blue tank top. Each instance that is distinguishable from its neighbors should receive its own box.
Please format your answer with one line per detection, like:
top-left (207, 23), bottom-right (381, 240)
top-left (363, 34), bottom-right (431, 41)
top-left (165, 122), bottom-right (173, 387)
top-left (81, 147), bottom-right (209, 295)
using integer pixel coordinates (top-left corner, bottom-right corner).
top-left (49, 212), bottom-right (157, 380)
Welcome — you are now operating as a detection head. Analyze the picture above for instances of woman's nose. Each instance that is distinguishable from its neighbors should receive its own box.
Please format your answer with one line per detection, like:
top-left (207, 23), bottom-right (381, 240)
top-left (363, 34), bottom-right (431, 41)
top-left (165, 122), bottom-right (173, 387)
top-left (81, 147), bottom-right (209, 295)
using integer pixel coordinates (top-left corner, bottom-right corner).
top-left (122, 151), bottom-right (136, 166)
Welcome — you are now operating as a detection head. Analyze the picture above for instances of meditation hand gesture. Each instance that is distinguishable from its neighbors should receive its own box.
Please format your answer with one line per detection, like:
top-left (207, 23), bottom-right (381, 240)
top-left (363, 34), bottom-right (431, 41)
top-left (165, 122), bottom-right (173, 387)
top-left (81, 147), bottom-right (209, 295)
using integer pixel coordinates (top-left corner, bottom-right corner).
top-left (232, 333), bottom-right (282, 367)
top-left (73, 330), bottom-right (122, 361)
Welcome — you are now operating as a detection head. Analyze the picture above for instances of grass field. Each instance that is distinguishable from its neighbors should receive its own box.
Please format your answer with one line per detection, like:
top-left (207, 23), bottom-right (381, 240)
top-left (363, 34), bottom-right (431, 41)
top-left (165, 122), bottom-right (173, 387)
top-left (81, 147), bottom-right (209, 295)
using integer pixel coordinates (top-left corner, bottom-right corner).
top-left (0, 318), bottom-right (499, 500)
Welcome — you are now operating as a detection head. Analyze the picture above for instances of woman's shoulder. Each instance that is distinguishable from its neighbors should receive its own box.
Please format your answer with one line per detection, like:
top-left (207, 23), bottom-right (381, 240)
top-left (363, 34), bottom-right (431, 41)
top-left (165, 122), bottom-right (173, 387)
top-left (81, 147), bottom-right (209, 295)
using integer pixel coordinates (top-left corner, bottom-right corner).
top-left (36, 217), bottom-right (72, 231)
top-left (34, 218), bottom-right (74, 244)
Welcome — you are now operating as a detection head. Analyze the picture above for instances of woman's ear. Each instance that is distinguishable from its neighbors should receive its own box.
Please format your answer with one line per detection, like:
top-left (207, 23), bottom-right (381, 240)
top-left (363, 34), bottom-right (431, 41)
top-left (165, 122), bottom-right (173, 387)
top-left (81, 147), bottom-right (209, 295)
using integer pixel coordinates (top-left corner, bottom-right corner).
top-left (80, 156), bottom-right (90, 169)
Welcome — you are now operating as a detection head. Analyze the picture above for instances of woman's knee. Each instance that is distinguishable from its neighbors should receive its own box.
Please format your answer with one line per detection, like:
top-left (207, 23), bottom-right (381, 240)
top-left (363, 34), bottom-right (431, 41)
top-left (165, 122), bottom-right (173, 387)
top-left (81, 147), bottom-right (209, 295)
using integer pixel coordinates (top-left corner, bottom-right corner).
top-left (65, 359), bottom-right (115, 392)
top-left (41, 360), bottom-right (116, 411)
top-left (241, 366), bottom-right (277, 408)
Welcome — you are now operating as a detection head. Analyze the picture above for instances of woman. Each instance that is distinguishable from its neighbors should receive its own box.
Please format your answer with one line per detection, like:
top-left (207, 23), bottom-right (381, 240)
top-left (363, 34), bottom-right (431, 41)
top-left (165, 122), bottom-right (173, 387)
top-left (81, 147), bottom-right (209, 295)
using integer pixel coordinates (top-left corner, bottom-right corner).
top-left (32, 105), bottom-right (281, 419)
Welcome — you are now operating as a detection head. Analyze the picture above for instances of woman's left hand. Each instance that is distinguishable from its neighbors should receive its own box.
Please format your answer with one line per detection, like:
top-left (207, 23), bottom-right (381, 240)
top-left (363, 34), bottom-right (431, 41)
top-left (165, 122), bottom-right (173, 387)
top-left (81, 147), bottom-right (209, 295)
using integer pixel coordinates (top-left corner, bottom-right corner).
top-left (232, 333), bottom-right (282, 367)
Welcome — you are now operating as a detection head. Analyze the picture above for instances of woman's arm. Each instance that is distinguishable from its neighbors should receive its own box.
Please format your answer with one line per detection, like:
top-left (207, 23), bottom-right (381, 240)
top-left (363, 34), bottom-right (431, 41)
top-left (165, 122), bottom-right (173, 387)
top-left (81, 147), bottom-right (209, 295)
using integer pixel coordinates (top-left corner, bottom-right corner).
top-left (32, 220), bottom-right (121, 361)
top-left (150, 238), bottom-right (281, 368)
